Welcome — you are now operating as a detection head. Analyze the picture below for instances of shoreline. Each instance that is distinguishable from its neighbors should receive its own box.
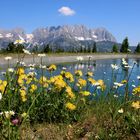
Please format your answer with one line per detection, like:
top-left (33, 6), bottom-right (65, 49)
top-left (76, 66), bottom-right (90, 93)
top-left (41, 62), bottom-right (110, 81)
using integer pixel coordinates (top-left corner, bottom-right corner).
top-left (0, 53), bottom-right (140, 66)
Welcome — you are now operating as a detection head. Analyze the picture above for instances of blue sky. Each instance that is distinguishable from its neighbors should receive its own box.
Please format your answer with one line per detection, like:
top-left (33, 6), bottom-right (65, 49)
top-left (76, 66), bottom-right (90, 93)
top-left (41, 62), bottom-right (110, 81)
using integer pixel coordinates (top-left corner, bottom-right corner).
top-left (0, 0), bottom-right (140, 45)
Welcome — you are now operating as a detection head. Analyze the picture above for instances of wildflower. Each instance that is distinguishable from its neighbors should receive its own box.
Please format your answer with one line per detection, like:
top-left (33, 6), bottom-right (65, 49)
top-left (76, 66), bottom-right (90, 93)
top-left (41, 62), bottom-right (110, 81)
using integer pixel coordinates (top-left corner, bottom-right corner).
top-left (0, 81), bottom-right (7, 93)
top-left (65, 86), bottom-right (75, 99)
top-left (137, 76), bottom-right (140, 80)
top-left (47, 64), bottom-right (57, 71)
top-left (0, 92), bottom-right (2, 100)
top-left (113, 94), bottom-right (118, 98)
top-left (65, 102), bottom-right (76, 110)
top-left (118, 108), bottom-right (124, 113)
top-left (121, 80), bottom-right (127, 84)
top-left (88, 78), bottom-right (96, 85)
top-left (14, 39), bottom-right (25, 44)
top-left (124, 65), bottom-right (132, 68)
top-left (17, 68), bottom-right (25, 75)
top-left (97, 80), bottom-right (106, 91)
top-left (49, 75), bottom-right (66, 91)
top-left (132, 86), bottom-right (140, 96)
top-left (131, 101), bottom-right (140, 109)
top-left (77, 78), bottom-right (86, 88)
top-left (111, 64), bottom-right (119, 70)
top-left (20, 88), bottom-right (27, 102)
top-left (0, 112), bottom-right (3, 115)
top-left (21, 112), bottom-right (27, 118)
top-left (75, 70), bottom-right (83, 77)
top-left (27, 72), bottom-right (37, 79)
top-left (132, 85), bottom-right (136, 88)
top-left (87, 55), bottom-right (92, 59)
top-left (114, 82), bottom-right (124, 87)
top-left (23, 49), bottom-right (31, 55)
top-left (39, 65), bottom-right (46, 69)
top-left (8, 68), bottom-right (14, 73)
top-left (4, 111), bottom-right (15, 119)
top-left (63, 72), bottom-right (74, 82)
top-left (30, 84), bottom-right (37, 93)
top-left (76, 56), bottom-right (83, 61)
top-left (39, 76), bottom-right (47, 84)
top-left (19, 61), bottom-right (26, 66)
top-left (86, 72), bottom-right (93, 77)
top-left (38, 54), bottom-right (46, 57)
top-left (11, 118), bottom-right (19, 125)
top-left (18, 78), bottom-right (24, 86)
top-left (62, 67), bottom-right (67, 70)
top-left (29, 64), bottom-right (36, 68)
top-left (122, 58), bottom-right (128, 65)
top-left (4, 56), bottom-right (12, 60)
top-left (80, 91), bottom-right (91, 96)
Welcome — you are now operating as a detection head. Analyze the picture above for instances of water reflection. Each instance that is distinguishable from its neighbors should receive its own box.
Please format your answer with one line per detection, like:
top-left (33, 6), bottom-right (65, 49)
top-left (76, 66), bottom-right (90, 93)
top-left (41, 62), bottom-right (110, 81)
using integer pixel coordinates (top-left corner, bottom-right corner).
top-left (0, 58), bottom-right (140, 94)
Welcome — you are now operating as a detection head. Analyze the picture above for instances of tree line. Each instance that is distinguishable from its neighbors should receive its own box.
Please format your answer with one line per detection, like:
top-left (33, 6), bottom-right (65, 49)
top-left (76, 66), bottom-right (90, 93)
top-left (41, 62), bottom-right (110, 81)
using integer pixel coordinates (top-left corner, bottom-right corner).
top-left (112, 37), bottom-right (140, 53)
top-left (0, 37), bottom-right (140, 53)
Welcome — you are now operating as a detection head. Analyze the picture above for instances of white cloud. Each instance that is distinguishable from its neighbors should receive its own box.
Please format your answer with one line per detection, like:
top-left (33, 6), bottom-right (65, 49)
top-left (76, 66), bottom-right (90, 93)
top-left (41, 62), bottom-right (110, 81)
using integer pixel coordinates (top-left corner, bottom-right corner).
top-left (58, 6), bottom-right (75, 16)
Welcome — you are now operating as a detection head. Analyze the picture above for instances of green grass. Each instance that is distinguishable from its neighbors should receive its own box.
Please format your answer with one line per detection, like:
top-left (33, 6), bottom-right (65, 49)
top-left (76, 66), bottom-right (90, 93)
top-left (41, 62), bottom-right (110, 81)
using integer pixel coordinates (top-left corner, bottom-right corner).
top-left (0, 54), bottom-right (139, 140)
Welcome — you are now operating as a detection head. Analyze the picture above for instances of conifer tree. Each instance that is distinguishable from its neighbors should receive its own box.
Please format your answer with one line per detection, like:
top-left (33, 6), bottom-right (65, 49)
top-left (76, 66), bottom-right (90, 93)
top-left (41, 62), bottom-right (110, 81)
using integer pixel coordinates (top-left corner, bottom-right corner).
top-left (92, 42), bottom-right (97, 53)
top-left (135, 43), bottom-right (140, 53)
top-left (112, 44), bottom-right (118, 53)
top-left (120, 37), bottom-right (129, 53)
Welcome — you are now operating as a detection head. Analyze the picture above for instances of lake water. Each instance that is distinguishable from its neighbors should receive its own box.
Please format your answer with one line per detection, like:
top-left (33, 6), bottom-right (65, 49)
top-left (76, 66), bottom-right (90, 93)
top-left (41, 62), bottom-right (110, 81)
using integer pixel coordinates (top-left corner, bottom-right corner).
top-left (1, 58), bottom-right (140, 95)
top-left (32, 58), bottom-right (140, 95)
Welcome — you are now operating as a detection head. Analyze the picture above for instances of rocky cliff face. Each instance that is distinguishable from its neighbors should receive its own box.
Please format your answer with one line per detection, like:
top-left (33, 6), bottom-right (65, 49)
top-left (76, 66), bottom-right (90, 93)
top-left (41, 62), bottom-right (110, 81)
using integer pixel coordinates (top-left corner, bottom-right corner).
top-left (0, 25), bottom-right (117, 51)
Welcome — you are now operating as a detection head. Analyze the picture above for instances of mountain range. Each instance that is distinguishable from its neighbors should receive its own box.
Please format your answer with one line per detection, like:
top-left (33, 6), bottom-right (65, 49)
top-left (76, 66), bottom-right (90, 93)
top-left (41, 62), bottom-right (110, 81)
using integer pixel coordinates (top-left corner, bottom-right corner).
top-left (0, 25), bottom-right (118, 52)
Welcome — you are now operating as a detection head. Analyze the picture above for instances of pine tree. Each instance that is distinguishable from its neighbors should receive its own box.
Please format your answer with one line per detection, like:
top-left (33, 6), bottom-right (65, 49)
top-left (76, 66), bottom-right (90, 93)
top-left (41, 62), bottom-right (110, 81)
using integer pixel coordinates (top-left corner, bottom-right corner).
top-left (92, 42), bottom-right (97, 53)
top-left (6, 42), bottom-right (15, 52)
top-left (112, 44), bottom-right (118, 53)
top-left (135, 43), bottom-right (140, 53)
top-left (6, 42), bottom-right (24, 53)
top-left (120, 37), bottom-right (129, 53)
top-left (87, 45), bottom-right (91, 53)
top-left (44, 44), bottom-right (50, 53)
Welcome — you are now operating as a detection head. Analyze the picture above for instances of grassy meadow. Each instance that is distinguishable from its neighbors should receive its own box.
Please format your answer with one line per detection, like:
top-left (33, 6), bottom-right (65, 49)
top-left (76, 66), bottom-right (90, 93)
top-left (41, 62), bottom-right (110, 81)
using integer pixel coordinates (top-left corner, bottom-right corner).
top-left (0, 51), bottom-right (140, 140)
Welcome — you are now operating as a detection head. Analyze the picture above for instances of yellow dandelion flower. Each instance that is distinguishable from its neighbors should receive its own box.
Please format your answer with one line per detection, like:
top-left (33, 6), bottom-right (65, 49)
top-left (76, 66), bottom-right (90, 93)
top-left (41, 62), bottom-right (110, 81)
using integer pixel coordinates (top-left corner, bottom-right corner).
top-left (75, 70), bottom-right (83, 77)
top-left (80, 91), bottom-right (91, 96)
top-left (121, 80), bottom-right (127, 84)
top-left (132, 86), bottom-right (140, 97)
top-left (3, 81), bottom-right (7, 87)
top-left (88, 78), bottom-right (96, 85)
top-left (131, 101), bottom-right (140, 109)
top-left (20, 89), bottom-right (26, 97)
top-left (65, 86), bottom-right (75, 99)
top-left (0, 80), bottom-right (2, 84)
top-left (18, 78), bottom-right (24, 86)
top-left (77, 78), bottom-right (86, 88)
top-left (86, 72), bottom-right (93, 77)
top-left (97, 79), bottom-right (106, 91)
top-left (30, 84), bottom-right (37, 93)
top-left (22, 96), bottom-right (27, 102)
top-left (65, 102), bottom-right (76, 110)
top-left (64, 72), bottom-right (74, 82)
top-left (39, 76), bottom-right (47, 84)
top-left (17, 68), bottom-right (25, 75)
top-left (0, 81), bottom-right (7, 93)
top-left (21, 112), bottom-right (27, 118)
top-left (48, 64), bottom-right (57, 71)
top-left (26, 79), bottom-right (32, 84)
